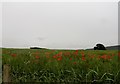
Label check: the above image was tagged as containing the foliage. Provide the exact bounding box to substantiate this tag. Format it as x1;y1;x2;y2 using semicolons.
2;48;120;83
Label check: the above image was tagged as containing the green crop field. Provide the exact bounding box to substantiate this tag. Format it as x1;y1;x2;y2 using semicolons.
1;48;120;83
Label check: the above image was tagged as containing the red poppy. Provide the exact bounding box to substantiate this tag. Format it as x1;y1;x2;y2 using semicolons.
73;62;77;65
97;56;101;60
64;52;70;56
11;54;17;57
35;56;40;59
70;58;72;60
53;55;57;59
118;52;120;59
58;52;62;56
81;51;85;56
111;53;115;58
101;55;107;60
75;50;79;53
107;55;111;60
73;52;78;56
90;55;95;59
57;57;62;61
118;52;120;56
82;57;86;61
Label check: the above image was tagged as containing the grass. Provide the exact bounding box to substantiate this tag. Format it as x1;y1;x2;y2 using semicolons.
1;48;120;83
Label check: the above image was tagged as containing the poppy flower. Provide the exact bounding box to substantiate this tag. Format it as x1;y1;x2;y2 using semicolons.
81;51;85;56
45;52;50;55
90;55;95;59
73;62;77;65
70;58;72;60
58;52;62;56
64;52;70;56
107;55;111;60
35;56;40;59
82;57;86;61
57;57;62;61
53;55;57;59
118;52;120;59
73;52;78;56
11;54;17;57
97;56;101;60
101;55;107;60
75;50;79;53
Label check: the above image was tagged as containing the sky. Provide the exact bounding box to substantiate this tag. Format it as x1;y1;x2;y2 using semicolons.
0;2;2;48
1;0;119;2
1;1;118;49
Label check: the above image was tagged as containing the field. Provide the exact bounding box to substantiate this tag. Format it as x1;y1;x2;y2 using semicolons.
2;48;120;83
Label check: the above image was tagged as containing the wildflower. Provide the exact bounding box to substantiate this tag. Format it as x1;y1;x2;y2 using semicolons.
118;52;120;56
97;56;101;60
35;56;40;59
82;57;86;61
75;50;79;53
53;55;57;59
73;62;77;65
81;51;85;56
118;52;120;59
64;52;70;56
73;52;78;56
107;55;111;60
101;55;107;60
111;53;115;57
58;52;62;56
90;55;95;59
70;58;72;60
11;54;17;57
45;52;50;55
57;57;62;61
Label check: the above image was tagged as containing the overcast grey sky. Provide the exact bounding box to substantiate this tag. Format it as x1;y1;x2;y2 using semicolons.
2;2;118;49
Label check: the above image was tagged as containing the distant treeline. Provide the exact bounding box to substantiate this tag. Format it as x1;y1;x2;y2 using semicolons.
30;47;47;49
86;45;120;50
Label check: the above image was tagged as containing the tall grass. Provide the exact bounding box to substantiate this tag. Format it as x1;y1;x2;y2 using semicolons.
2;48;120;83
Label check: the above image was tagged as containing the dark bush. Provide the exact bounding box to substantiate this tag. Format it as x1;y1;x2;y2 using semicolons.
94;44;106;50
30;47;42;49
